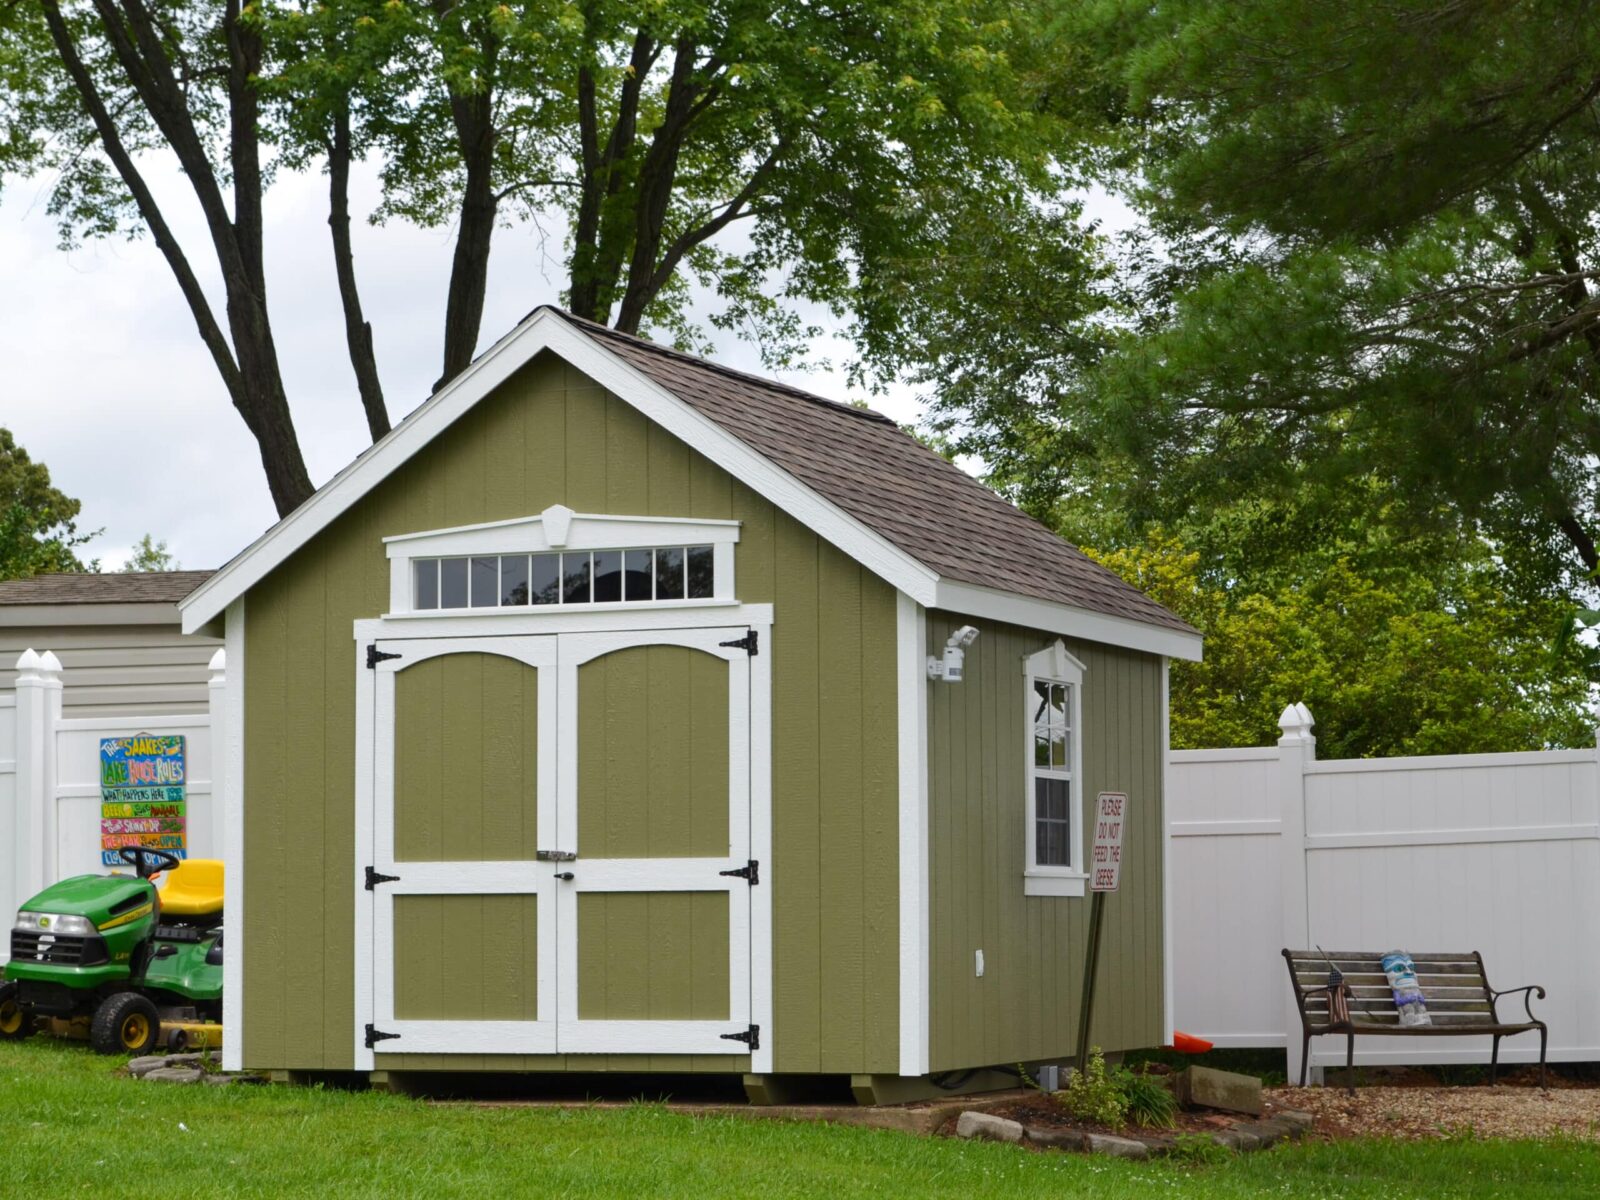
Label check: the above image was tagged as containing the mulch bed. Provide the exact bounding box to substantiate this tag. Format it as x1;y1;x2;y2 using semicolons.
1270;1076;1600;1141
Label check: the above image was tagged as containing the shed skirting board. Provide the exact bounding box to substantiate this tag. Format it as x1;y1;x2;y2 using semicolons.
896;593;929;1076
221;599;245;1073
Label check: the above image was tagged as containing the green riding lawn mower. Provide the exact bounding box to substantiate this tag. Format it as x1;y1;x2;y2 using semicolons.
0;848;224;1055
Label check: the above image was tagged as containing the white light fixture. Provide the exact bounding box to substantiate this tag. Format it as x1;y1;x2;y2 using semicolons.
928;625;980;682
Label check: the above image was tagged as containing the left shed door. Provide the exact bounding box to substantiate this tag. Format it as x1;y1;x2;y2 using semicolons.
370;636;558;1054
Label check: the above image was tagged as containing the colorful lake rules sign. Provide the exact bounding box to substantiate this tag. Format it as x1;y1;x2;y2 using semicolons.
100;734;186;867
1090;791;1127;892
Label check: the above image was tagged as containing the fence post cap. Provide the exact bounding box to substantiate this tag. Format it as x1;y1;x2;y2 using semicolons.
14;648;39;675
1278;703;1315;740
37;650;62;675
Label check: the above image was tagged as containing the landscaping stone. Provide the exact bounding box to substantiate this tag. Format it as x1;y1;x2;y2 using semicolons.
1024;1127;1085;1151
1174;1065;1264;1116
955;1111;1025;1143
1082;1132;1150;1159
1209;1129;1254;1151
1276;1109;1314;1131
143;1067;204;1084
127;1056;169;1078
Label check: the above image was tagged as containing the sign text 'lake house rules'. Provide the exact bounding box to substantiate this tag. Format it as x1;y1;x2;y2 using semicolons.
100;734;186;866
1091;791;1127;892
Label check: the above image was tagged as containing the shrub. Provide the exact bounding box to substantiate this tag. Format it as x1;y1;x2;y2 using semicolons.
1057;1048;1129;1129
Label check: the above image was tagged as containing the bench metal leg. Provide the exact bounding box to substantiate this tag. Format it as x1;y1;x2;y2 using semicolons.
1300;1031;1311;1087
1490;1034;1501;1085
1345;1032;1355;1096
1539;1027;1548;1089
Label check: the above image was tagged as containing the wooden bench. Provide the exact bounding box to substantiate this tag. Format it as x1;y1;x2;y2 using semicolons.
1283;950;1547;1090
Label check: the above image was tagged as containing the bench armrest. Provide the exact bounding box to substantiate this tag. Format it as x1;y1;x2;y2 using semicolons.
1299;983;1353;1030
1489;984;1546;1024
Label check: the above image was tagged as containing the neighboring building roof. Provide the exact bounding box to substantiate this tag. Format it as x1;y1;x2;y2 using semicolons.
0;571;215;607
562;314;1195;638
181;308;1199;659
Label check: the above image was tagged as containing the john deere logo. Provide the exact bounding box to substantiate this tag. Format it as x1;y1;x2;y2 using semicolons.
37;917;49;929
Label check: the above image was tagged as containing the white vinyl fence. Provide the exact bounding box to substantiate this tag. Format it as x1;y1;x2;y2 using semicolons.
1171;705;1600;1081
0;648;227;964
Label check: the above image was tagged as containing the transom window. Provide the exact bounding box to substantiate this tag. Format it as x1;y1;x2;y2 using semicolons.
413;546;716;611
1024;641;1086;897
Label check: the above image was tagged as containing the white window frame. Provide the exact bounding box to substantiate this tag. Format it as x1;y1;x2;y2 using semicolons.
383;504;740;616
1024;640;1087;897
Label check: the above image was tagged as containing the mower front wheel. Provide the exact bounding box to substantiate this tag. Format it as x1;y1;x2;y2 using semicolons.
0;981;34;1041
90;992;160;1056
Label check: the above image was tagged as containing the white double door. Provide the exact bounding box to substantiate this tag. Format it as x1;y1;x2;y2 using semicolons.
366;626;753;1055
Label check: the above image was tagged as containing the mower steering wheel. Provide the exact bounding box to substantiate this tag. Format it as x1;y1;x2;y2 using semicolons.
117;847;181;879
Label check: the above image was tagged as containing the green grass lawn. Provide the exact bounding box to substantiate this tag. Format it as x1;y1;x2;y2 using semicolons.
3;1040;1597;1199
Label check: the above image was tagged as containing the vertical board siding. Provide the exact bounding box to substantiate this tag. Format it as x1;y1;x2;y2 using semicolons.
394;894;540;1020
926;614;1165;1070
244;353;898;1072
577;892;731;1020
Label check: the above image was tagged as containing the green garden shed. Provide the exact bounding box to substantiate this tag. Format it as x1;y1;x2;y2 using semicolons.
179;307;1201;1102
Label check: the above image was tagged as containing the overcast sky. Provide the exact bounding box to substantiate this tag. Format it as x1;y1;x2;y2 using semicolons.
1;158;923;572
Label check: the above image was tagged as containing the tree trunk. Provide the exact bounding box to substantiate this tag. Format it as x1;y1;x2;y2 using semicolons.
328;105;389;440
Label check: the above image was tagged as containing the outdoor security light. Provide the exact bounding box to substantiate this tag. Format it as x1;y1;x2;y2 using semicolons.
927;625;981;682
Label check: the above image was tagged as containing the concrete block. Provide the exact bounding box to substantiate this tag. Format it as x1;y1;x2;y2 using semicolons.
955;1111;1024;1143
1083;1133;1149;1159
1174;1065;1263;1116
142;1067;203;1084
1025;1127;1086;1151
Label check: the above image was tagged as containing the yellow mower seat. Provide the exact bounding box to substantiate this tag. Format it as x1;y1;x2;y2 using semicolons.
158;858;224;917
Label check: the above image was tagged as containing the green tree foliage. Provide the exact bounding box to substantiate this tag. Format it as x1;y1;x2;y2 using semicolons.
4;0;1078;515
0;429;94;581
1087;492;1595;758
1070;0;1600;589
120;534;178;572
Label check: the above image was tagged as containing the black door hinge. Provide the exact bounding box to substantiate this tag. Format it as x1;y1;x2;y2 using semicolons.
719;859;759;886
367;644;402;669
719;630;758;656
365;1024;400;1049
365;866;400;890
720;1024;760;1051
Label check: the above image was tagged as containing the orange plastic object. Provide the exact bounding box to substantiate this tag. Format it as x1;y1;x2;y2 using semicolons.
1169;1031;1214;1054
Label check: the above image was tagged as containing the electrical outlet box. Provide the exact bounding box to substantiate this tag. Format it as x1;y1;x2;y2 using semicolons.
975;949;984;977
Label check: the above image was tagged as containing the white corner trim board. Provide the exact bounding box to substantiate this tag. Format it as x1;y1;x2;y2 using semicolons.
896;593;930;1076
180;308;939;634
221;599;245;1074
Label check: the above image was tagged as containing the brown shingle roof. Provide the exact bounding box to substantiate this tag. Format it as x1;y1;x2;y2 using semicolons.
555;312;1195;637
0;571;215;606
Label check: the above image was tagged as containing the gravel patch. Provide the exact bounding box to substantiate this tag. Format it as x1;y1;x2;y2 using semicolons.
1271;1085;1600;1141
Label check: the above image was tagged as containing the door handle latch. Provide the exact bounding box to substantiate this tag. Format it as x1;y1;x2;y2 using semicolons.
554;871;575;882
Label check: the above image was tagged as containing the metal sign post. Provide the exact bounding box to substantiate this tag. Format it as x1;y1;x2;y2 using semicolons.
1074;792;1128;1073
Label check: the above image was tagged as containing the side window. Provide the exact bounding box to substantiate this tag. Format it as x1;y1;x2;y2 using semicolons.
1024;642;1085;896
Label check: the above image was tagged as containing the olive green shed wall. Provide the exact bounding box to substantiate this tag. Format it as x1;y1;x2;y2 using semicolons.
925;613;1165;1071
240;354;899;1073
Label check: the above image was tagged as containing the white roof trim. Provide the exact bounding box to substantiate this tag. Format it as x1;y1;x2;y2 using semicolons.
180;309;939;633
934;580;1203;661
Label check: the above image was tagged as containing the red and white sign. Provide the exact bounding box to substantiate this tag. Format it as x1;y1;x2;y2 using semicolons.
1091;792;1127;892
